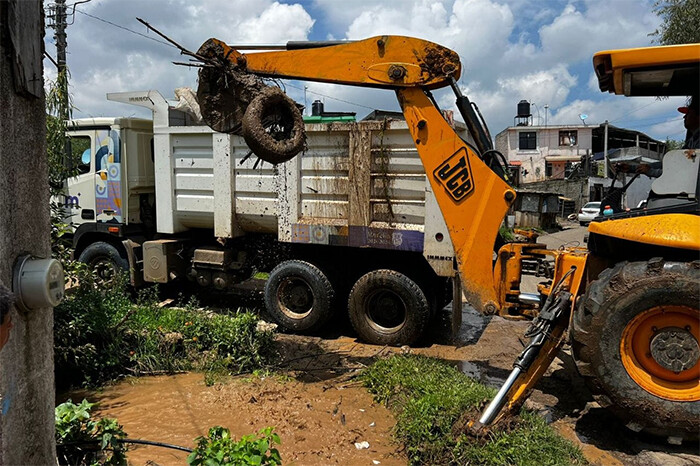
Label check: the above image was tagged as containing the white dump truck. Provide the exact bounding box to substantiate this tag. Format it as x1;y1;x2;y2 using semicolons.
62;90;468;345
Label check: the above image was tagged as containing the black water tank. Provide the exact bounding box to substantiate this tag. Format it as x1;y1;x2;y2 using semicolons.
517;100;531;118
312;100;324;116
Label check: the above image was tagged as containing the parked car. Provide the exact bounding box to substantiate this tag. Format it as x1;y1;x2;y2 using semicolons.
578;202;601;225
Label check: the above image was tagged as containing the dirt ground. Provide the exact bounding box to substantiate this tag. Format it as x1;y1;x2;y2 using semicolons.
74;224;700;466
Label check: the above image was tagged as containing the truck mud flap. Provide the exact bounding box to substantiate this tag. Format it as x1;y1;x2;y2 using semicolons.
122;239;143;287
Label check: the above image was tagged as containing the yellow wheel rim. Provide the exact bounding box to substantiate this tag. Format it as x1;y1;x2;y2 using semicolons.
620;305;700;401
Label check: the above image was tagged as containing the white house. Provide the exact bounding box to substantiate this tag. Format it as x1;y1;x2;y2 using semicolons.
495;122;664;186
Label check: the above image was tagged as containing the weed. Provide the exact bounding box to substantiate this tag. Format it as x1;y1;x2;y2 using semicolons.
55;399;128;466
361;355;585;465
188;426;281;466
55;272;277;389
498;226;516;243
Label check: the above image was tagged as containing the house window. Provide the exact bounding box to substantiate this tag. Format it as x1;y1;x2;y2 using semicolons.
559;130;577;146
545;161;553;177
518;131;537;150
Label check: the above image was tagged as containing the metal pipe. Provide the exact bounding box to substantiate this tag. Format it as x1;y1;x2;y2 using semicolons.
478;367;522;425
518;293;541;306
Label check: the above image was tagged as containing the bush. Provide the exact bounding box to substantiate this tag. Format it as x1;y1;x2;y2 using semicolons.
54;272;277;388
188;426;281;466
361;355;585;465
55;399;128;466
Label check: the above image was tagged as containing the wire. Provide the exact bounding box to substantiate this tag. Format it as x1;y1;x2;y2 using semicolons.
284;82;375;110
609;100;658;123
69;10;376;112
74;10;178;50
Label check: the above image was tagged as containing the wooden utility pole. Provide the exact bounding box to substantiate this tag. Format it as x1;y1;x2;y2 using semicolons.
0;0;56;463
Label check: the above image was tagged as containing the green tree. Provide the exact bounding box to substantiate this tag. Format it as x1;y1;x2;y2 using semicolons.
664;138;684;151
650;0;700;45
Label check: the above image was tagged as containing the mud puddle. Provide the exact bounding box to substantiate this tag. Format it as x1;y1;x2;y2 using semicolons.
70;372;403;466
66;282;699;466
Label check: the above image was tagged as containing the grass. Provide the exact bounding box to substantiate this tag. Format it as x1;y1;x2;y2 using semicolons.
361;355;586;466
54;271;277;389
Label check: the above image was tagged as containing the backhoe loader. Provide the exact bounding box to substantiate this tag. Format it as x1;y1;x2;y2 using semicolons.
190;36;699;441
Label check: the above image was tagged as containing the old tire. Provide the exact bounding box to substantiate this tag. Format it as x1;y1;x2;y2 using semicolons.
78;241;128;286
348;270;430;346
242;87;305;164
264;260;334;333
572;259;700;440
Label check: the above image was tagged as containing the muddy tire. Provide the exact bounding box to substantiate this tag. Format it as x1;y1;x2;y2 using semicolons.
242;87;305;164
78;241;128;286
348;270;429;346
571;259;700;440
264;260;334;333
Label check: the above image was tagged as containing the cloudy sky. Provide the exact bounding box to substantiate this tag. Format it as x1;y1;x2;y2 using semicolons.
45;0;688;142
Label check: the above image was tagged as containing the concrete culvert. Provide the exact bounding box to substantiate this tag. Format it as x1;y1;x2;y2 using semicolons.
242;86;306;164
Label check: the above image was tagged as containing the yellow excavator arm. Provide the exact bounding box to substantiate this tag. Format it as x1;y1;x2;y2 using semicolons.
199;35;516;315
192;34;586;430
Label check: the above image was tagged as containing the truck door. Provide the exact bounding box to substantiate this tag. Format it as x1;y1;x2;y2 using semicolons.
64;130;96;226
93;129;124;223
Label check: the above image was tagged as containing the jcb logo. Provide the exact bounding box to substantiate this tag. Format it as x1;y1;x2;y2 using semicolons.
433;148;474;202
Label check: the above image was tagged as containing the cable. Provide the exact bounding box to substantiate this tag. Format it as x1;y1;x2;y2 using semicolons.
57;438;193;453
283;82;375;111
74;10;178;50
609;100;658;123
70;10;376;113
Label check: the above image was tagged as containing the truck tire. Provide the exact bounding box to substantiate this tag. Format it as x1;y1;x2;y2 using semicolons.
571;259;700;440
264;260;334;333
78;241;129;286
348;270;429;346
242;87;305;164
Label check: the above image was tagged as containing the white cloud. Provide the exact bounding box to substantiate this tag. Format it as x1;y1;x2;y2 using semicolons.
48;0;314;118
238;2;314;43
52;0;673;140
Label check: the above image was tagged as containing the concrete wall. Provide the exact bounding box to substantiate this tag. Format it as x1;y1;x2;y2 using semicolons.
521;179;589;212
0;2;56;464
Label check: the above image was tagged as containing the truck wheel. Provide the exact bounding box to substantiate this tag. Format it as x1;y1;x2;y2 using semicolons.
348;270;429;346
264;260;334;333
242;87;305;164
78;241;128;286
572;259;700;440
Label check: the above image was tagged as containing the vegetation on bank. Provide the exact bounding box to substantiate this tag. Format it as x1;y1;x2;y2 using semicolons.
56;400;282;466
361;355;586;466
55;399;128;466
54;270;277;389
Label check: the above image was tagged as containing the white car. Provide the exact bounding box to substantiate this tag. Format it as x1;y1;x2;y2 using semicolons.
578;202;601;225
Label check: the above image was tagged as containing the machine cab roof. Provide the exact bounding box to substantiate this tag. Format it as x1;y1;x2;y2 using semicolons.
593;43;700;96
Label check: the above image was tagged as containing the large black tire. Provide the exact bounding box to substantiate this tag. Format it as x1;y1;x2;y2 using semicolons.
264;260;334;333
348;270;430;346
242;87;305;164
572;259;700;440
78;241;128;286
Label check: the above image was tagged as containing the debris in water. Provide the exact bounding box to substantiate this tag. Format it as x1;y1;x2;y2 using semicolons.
354;441;370;450
369;422;375;427
373;461;381;465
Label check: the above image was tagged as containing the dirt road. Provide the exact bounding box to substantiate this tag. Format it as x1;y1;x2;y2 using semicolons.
80;224;699;465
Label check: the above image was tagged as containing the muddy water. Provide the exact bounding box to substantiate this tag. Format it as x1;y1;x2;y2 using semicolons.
76;372;403;466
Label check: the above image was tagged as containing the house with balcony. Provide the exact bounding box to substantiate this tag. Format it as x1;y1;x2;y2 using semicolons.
494;102;665;212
